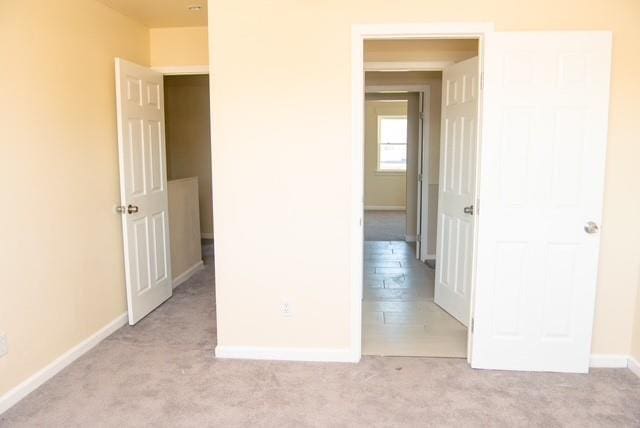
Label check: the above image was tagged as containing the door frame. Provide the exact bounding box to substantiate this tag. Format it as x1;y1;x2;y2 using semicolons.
351;22;493;362
364;84;431;255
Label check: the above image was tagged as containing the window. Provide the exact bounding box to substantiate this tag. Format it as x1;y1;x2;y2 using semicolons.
377;115;408;172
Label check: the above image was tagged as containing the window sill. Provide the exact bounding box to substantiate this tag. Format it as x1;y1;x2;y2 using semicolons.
375;170;406;176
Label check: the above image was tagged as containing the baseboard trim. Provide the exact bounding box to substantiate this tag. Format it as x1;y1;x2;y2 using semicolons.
215;345;360;363
628;356;640;378
589;354;629;368
172;260;204;289
0;312;128;415
405;235;416;242
364;205;406;211
423;253;436;260
201;232;214;239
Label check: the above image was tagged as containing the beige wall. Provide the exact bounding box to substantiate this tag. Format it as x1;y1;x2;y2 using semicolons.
168;178;203;277
150;26;209;67
209;0;640;356
0;0;149;396
365;39;478;63
632;279;640;361
164;75;214;236
364;100;407;209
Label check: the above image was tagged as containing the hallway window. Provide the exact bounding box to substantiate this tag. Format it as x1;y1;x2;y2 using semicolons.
377;115;408;171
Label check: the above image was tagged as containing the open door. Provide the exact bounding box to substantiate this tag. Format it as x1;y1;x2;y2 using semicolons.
115;58;172;325
434;56;480;327
472;32;612;373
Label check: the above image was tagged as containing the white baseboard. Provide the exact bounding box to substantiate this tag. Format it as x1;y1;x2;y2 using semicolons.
0;312;127;415
629;356;640;378
215;345;360;363
405;235;416;242
589;354;629;368
423;253;436;260
201;232;214;240
364;205;406;211
172;260;204;289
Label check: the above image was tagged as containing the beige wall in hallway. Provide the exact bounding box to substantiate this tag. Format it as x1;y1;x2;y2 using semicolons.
164;75;214;237
149;26;209;67
209;0;640;357
0;0;149;397
364;100;407;209
365;39;478;63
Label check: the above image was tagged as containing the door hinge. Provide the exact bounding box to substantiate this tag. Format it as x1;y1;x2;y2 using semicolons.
471;318;475;333
419;111;425;121
418;173;423;182
480;72;484;91
476;198;480;215
416;234;421;242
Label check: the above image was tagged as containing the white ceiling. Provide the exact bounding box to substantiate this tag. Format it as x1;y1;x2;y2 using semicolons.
97;0;208;28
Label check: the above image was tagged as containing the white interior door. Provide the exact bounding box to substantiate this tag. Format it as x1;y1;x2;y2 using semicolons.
115;58;172;325
472;32;612;373
434;56;479;327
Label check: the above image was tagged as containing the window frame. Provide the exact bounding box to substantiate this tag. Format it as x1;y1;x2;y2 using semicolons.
376;114;408;174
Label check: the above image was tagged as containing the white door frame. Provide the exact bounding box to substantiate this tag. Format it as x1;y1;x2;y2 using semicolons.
351;22;494;362
151;65;210;75
364;84;430;252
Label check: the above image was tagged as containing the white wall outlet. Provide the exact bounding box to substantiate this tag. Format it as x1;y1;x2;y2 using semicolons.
0;334;8;358
281;301;293;317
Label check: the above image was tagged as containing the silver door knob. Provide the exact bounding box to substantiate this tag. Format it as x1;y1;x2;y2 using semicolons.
584;221;599;234
127;204;139;214
463;205;474;215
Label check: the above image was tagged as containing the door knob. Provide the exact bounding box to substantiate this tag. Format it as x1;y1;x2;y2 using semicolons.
463;205;474;215
584;221;599;234
127;204;139;214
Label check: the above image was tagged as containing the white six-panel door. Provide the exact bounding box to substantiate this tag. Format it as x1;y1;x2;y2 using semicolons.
472;32;612;373
115;58;172;325
434;56;479;327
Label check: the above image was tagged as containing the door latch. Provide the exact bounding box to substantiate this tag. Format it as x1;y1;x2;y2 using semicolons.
115;205;139;214
463;205;474;215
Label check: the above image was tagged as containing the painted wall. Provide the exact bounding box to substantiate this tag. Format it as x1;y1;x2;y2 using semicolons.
632;279;640;362
168;178;203;279
364;100;407;210
365;39;478;63
150;26;209;67
209;0;640;357
0;0;149;397
164;75;214;237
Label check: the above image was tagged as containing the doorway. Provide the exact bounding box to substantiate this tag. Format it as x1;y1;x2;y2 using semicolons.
361;39;480;358
114;60;213;325
353;25;612;373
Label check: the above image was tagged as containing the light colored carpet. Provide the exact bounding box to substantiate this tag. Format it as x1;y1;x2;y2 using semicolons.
364;210;406;241
2;243;640;427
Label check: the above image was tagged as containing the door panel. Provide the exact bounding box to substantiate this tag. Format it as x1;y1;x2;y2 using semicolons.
472;32;612;373
115;58;172;325
434;56;479;327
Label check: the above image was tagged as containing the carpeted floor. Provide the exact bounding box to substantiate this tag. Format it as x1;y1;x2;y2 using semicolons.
364;210;406;241
2;243;640;427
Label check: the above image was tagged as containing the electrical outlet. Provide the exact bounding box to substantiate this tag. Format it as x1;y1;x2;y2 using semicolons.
281;301;293;317
0;334;7;358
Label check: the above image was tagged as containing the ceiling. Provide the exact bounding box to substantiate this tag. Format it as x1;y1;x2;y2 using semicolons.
97;0;208;28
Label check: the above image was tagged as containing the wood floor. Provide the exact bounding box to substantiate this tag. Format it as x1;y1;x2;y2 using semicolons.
362;240;467;358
